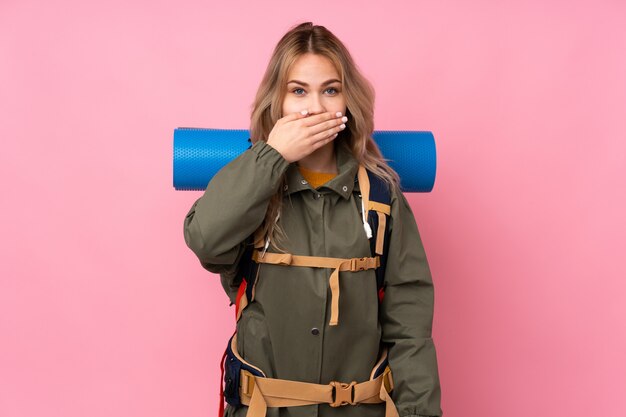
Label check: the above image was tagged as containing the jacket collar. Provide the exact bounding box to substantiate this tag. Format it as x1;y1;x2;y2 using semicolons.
284;141;359;200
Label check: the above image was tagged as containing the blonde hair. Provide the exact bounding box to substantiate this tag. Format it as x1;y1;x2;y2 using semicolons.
248;21;401;253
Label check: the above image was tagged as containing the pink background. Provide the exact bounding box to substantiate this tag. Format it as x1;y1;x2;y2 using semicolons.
1;1;625;416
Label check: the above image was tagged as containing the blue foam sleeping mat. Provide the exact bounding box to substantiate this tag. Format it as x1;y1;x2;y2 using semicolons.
173;128;436;192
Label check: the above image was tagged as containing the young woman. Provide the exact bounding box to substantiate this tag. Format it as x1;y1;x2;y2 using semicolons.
184;22;442;417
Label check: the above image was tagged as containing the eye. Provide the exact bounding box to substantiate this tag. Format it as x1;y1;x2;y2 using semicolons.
291;87;341;96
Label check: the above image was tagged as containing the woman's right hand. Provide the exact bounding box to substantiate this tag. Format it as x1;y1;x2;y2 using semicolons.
266;110;348;163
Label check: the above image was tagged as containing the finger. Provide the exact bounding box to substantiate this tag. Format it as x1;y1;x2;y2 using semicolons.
312;132;339;150
301;110;341;127
308;116;346;137
311;124;342;144
279;109;309;124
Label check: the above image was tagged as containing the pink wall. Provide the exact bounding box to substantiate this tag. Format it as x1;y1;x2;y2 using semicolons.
1;1;624;416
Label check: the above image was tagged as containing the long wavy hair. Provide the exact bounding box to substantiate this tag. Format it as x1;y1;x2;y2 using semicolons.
248;22;401;253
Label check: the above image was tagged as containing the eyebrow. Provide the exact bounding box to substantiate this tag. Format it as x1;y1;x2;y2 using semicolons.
287;79;342;87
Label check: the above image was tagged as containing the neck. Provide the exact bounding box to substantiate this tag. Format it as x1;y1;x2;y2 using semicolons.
297;141;337;173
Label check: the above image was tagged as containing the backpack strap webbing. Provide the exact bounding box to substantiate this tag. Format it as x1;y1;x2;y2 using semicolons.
251;250;380;326
357;165;392;302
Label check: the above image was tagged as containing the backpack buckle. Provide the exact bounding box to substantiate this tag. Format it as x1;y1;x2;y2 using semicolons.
350;257;369;271
329;380;357;407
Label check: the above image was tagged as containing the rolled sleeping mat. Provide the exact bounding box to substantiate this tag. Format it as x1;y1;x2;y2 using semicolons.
173;128;436;192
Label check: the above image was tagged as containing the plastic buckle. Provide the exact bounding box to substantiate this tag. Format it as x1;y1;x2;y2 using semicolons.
350;257;368;271
329;380;357;407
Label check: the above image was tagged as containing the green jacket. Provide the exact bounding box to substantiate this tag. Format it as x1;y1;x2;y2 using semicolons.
183;139;443;417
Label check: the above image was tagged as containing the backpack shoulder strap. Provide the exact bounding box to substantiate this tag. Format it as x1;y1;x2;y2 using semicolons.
357;165;392;303
232;229;263;321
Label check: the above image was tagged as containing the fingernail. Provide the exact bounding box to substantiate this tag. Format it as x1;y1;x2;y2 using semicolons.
341;116;348;123
336;112;342;117
301;109;308;115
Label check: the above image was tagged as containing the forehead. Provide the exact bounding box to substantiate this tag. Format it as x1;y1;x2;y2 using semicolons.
288;53;340;81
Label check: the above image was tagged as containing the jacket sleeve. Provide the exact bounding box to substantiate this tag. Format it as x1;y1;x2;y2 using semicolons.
380;187;443;417
183;140;291;300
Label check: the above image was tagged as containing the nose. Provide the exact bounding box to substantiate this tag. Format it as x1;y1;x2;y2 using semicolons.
306;93;325;115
